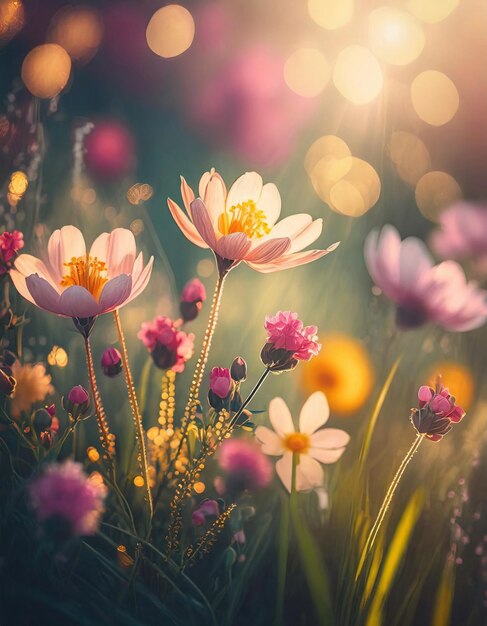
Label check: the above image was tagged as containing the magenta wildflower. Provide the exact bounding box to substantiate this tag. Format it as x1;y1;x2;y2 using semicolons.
210;367;232;399
138;316;194;373
29;460;107;536
64;385;90;420
410;378;466;442
180;278;206;322
191;499;220;526
0;230;24;273
365;225;487;331
261;311;320;372
101;347;123;377
218;438;273;493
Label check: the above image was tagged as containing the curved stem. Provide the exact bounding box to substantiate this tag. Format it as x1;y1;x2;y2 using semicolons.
113;309;153;524
356;433;423;580
84;337;115;475
228;367;271;431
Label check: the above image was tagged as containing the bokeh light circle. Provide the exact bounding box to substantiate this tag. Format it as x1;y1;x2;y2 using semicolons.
389;131;431;186
0;0;24;41
308;0;354;30
333;45;383;105
146;5;195;58
426;361;474;411
284;48;330;98
48;6;103;63
408;0;459;24
411;71;459;126
84;121;136;181
368;6;425;66
305;135;351;176
328;158;381;216
303;333;375;415
21;43;71;99
415;171;461;222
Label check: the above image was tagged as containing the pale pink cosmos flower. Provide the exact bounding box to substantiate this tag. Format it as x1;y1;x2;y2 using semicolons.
365;225;487;331
10;226;153;326
138;316;194;373
255;392;350;492
29;460;107;536
431;202;487;272
168;169;338;276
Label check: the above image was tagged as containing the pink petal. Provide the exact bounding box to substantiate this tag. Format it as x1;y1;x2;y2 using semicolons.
25;274;63;315
99;274;133;312
48;226;86;283
167;198;208;249
90;228;136;278
180;176;195;216
191;199;217;249
267;214;312;240
124;256;154;305
14;254;59;289
58;286;100;318
418;386;434;406
10;269;36;305
248;245;338;273
275;452;292;492
215;233;252;260
448;405;465;423
245;238;291;263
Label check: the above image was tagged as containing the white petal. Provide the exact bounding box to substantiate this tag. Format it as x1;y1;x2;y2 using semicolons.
226;172;263;209
258;183;281;226
309;447;347;464
48;226;86;282
275;452;293;492
289;219;323;253
89;228;136;278
255;426;284;456
298;454;324;490
299;391;330;434
310;428;350;449
124;256;154;305
269;397;295;437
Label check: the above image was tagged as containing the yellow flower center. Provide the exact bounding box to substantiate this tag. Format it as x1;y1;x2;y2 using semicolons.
283;432;310;454
218;199;271;239
60;255;108;301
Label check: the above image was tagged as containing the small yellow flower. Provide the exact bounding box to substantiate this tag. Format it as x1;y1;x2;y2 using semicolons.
10;360;54;417
302;333;374;416
426;361;474;411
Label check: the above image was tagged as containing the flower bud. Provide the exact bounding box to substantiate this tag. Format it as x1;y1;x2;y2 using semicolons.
230;356;247;382
100;347;123;377
210;367;232;398
46;404;56;417
260;343;298;373
64;385;90;421
180;278;206;322
151;343;179;370
33;408;53;434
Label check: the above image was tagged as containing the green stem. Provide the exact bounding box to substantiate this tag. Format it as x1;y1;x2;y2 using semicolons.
228;367;271;431
275;493;290;626
356;434;424;581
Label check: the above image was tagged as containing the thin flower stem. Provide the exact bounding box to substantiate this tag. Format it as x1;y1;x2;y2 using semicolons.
84;337;114;474
228;367;271;431
356;433;424;581
113;309;153;525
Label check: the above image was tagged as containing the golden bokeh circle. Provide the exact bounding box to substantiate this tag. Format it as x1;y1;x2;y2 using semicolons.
284;48;330;98
48;6;103;63
333;45;383;105
368;6;425;66
411;71;459;126
389;131;431;186
21;43;71;99
308;0;354;30
408;0;459;24
415;171;461;222
146;5;195;59
426;362;474;411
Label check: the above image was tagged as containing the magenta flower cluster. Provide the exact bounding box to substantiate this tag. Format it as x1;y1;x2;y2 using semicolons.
0;230;24;274
264;311;320;361
138;316;194;373
29;460;106;536
411;382;465;442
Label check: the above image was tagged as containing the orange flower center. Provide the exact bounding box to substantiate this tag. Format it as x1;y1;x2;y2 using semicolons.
60;255;108;301
218;199;270;239
283;432;310;453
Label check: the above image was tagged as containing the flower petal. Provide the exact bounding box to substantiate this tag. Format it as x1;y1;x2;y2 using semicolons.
418;386;434;406
25;274;63;315
255;426;284;456
180;176;195;216
258;183;281;227
269;396;295;437
48;226;86;283
275;452;293;492
200;170;226;225
289;219;323;253
309;446;347;464
248;244;339;273
226;172;263;209
191;199;217;249
215;233;252;261
124;255;154;304
297;455;324;490
99;274;133;313
90;228;136;278
246;238;291;263
58;286;100;318
167;198;208;249
299;391;330;434
310;428;350;449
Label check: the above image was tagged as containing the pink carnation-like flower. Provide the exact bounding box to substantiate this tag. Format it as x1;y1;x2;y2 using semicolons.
29;460;107;536
138;316;194;373
365;225;487;331
218;438;273;492
209;367;232;398
431;202;487;273
0;230;24;270
264;311;320;360
410;378;465;442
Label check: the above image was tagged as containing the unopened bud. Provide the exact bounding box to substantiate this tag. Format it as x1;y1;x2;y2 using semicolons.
101;347;123;377
230;356;247;382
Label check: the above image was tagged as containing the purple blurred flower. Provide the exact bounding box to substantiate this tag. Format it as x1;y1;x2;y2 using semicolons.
218;438;273;492
365;225;487;331
29;460;106;536
192;499;219;526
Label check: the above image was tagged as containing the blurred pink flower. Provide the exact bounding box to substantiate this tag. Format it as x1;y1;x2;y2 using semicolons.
181;278;206;304
10;226;153;325
411;378;465;442
431;202;487;268
29;460;107;536
168;169;338;276
365;225;487;331
138;316;194;373
0;230;24;272
84;121;136;181
255;392;350;492
187;46;316;168
192;499;219;526
209;367;232;399
218;438;273;491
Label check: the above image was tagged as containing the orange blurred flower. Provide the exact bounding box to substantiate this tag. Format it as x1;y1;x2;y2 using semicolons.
426;361;474;411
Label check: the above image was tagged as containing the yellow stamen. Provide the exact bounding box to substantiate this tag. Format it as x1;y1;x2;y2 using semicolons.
60;255;108;301
283;432;310;453
218;199;270;239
